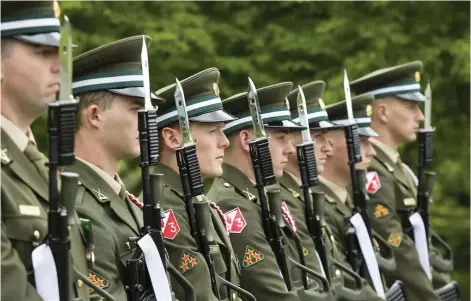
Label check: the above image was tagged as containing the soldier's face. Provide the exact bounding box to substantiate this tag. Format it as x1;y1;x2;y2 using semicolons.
191;121;229;179
287;131;302;170
355;136;376;169
311;129;332;175
325;129;349;175
1;40;59;118
386;98;424;143
267;128;295;178
100;95;144;159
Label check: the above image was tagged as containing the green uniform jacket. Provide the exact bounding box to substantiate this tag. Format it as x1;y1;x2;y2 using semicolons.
64;160;143;300
154;164;241;301
1;129;90;301
317;178;384;301
208;163;302;301
367;143;440;301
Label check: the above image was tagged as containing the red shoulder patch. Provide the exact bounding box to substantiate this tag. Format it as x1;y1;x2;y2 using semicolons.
224;207;247;234
366;171;381;194
162;209;180;240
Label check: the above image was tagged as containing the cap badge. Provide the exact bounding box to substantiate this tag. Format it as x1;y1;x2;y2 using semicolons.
366;104;372;117
415;71;421;83
213;83;220;97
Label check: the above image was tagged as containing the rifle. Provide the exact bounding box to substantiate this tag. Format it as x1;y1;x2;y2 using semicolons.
125;38;195;301
174;78;257;301
342;70;387;299
414;82;460;301
246;77;293;291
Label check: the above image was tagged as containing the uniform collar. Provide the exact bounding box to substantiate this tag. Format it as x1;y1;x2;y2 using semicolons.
370;137;399;164
76;158;121;194
284;170;302;186
221;163;258;202
319;176;347;205
1;115;36;152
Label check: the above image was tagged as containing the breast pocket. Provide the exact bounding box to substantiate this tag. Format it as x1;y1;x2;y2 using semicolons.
3;215;47;268
395;183;416;232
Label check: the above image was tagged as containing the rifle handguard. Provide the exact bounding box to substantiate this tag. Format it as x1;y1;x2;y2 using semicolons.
312;191;327;228
48;100;77;166
385;280;406;301
266;186;287;229
177;144;204;196
436;281;460;301
418;129;434;169
149;173;164;231
425;171;436;202
344;124;362;164
250;138;276;186
59;172;79;226
297;143;319;187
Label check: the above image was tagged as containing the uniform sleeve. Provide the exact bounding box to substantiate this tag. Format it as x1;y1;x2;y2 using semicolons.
216;197;301;301
1;221;43;301
367;175;440;301
324;203;347;257
162;192;219;301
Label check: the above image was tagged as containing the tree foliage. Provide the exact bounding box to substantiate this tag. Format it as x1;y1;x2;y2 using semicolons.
32;1;469;297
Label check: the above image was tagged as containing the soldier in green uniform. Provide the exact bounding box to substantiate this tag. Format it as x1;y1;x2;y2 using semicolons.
282;82;383;300
153;68;244;301
63;36;153;299
208;81;323;301
349;61;441;301
0;2;94;300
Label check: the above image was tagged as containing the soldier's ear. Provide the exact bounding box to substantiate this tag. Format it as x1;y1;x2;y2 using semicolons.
239;129;252;154
161;126;182;150
86;104;102;128
373;100;389;124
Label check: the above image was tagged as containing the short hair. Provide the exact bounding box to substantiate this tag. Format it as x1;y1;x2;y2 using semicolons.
75;90;115;131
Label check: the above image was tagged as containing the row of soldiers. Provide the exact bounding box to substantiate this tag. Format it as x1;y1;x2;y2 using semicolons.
1;2;460;301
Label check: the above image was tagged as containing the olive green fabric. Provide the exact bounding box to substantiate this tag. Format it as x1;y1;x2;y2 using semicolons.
152;164;241;301
64;159;143;300
208;163;302;301
366;142;440;301
282;172;382;301
1;129;90;301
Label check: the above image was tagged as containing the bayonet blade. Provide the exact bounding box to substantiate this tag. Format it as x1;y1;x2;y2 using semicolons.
58;16;72;101
296;86;312;143
424;81;432;129
174;78;193;145
140;36;152;110
247;77;265;138
343;69;354;124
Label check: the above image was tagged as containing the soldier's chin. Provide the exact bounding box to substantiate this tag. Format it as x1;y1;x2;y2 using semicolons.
406;132;418;142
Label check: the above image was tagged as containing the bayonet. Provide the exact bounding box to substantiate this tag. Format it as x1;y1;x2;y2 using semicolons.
343;69;355;124
175;79;194;145
248;77;266;139
424;81;432;129
140;37;152;110
58;16;73;102
296;86;312;143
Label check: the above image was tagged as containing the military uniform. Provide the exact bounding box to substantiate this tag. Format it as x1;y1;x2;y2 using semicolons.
350;61;441;301
153;68;243;301
1;3;90;300
68;36;156;299
210;81;329;301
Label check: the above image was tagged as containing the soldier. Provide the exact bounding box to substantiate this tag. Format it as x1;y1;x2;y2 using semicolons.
349;61;441;301
208;81;322;301
153;68;244;301
1;1;91;300
282;82;384;300
63;36;153;299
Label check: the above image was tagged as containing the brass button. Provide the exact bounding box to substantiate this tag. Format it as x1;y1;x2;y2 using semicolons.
77;279;83;288
335;269;341;277
232;292;237;301
224;182;230;188
33;230;40;240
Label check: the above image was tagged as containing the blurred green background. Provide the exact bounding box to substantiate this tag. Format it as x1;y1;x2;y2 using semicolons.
31;1;469;298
